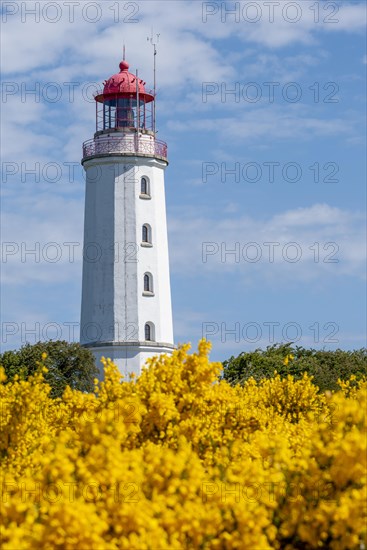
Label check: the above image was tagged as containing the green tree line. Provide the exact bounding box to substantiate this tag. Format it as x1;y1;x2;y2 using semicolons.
222;344;367;391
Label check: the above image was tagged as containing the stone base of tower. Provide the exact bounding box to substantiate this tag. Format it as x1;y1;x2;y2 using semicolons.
83;342;176;381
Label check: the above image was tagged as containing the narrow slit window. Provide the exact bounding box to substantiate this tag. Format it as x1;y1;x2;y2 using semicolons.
142;224;151;243
144;322;155;341
144;273;150;292
141;177;148;195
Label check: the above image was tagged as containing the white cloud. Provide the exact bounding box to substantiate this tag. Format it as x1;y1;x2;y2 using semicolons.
168;203;366;282
1;192;84;285
168;105;357;142
2;1;366;79
270;204;353;227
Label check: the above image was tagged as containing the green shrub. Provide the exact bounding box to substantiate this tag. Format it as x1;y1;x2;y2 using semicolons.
0;340;98;397
222;344;367;391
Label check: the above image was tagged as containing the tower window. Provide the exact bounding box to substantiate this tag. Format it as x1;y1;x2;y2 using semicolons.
144;322;155;341
143;272;153;293
141;177;150;196
144;273;150;291
142;224;151;244
140;177;151;199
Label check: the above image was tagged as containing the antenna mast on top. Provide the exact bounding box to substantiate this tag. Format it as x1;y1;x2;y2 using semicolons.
123;44;126;60
147;29;160;134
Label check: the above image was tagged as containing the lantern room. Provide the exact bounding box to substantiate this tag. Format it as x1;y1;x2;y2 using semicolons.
94;60;155;133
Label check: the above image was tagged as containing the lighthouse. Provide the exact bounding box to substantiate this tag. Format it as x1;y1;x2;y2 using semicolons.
80;56;174;378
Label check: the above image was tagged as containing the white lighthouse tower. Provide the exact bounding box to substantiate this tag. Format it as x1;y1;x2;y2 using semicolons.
80;56;174;378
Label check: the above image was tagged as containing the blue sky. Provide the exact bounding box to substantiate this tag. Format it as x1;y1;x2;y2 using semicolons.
1;0;366;361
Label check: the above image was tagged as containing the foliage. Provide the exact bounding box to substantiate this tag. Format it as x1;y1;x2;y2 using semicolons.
222;344;367;391
0;341;366;549
0;340;98;398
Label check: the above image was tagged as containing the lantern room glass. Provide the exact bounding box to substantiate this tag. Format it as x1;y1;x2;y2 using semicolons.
98;97;152;132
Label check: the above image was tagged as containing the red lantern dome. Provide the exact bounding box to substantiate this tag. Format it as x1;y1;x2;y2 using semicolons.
95;59;154;104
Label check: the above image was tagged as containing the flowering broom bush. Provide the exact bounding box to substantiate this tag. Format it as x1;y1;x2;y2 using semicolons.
1;341;366;549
